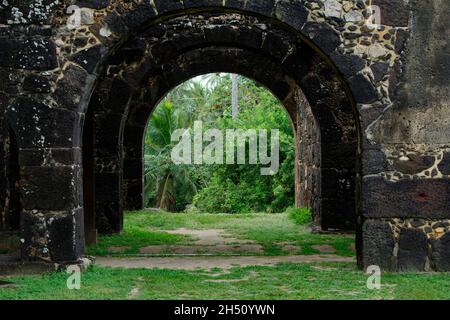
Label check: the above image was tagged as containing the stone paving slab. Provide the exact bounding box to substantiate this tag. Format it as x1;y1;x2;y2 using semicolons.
311;244;336;253
138;244;264;255
96;255;355;270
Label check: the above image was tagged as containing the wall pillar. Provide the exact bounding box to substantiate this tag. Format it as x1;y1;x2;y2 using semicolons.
359;0;450;271
123;124;146;210
295;90;321;226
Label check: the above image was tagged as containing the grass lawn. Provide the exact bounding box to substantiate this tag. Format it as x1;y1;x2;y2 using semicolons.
1;211;449;300
1;263;449;300
87;211;355;256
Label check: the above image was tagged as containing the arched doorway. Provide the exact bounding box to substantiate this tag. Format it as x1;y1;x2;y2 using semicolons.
1;0;446;273
138;72;300;215
14;1;385;267
83;11;360;249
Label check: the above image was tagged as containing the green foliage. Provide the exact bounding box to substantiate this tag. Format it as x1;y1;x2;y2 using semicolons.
192;175;272;213
143;100;203;211
287;207;312;225
144;74;295;213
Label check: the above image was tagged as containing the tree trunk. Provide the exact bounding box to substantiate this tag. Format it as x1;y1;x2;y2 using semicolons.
231;74;239;118
156;172;177;212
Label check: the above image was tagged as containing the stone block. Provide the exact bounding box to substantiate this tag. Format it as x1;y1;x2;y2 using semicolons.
153;0;184;13
54;64;95;112
431;232;450;271
438;152;450;175
348;74;379;104
7;97;81;148
225;0;245;10
393;154;435;175
330;52;366;79
363;177;450;219
70;45;107;74
19;148;81;167
372;0;409;27
23;74;51;93
21;166;82;211
119;1;157;31
398;228;428;271
362;142;391;175
0;38;57;70
47;209;84;262
276;0;309;31
362;220;396;270
0;0;59;25
244;0;276;16
302;22;340;54
370;62;389;83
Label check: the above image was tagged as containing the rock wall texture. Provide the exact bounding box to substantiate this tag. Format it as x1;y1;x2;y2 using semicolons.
0;0;448;271
361;0;450;271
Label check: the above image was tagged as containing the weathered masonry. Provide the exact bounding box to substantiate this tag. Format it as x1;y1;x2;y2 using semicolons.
0;0;449;271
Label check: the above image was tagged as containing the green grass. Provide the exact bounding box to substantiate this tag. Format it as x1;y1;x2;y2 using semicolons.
1;263;449;300
2;212;449;300
86;228;190;256
87;211;355;256
287;207;312;225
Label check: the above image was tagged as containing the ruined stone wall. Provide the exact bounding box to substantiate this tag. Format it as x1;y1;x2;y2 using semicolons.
0;1;84;261
0;2;60;234
362;0;450;271
0;0;447;271
91;10;359;233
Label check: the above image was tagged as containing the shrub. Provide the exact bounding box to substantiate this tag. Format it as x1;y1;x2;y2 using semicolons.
192;175;271;213
287;207;312;225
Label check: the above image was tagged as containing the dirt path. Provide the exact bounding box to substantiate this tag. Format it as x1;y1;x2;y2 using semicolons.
96;255;355;270
107;228;306;255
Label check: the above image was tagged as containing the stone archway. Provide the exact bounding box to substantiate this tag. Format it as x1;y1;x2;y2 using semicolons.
85;11;360;238
1;0;448;272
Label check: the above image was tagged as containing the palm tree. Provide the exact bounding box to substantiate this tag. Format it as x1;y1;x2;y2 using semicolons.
144;74;236;211
144;96;201;211
231;73;239;118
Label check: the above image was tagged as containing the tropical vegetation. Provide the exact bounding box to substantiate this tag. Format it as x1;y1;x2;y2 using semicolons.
144;74;296;213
